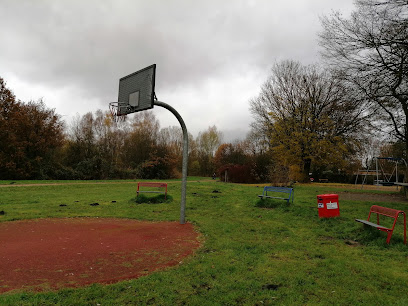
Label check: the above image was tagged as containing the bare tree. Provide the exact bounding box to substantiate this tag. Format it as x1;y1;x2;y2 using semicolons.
250;60;370;181
158;126;184;157
319;0;408;155
196;126;223;176
197;126;223;157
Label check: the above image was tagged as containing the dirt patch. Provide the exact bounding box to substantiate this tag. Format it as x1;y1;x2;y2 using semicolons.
345;240;361;247
0;218;200;293
339;192;408;204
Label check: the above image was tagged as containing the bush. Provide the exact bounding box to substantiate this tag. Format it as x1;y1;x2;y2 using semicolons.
131;194;173;204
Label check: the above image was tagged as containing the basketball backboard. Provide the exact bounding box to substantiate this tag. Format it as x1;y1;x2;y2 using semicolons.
116;64;156;115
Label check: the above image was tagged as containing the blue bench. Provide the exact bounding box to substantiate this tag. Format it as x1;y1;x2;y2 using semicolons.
258;186;294;204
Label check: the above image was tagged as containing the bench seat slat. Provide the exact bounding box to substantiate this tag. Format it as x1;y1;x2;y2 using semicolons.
258;195;289;200
137;191;165;193
355;219;389;230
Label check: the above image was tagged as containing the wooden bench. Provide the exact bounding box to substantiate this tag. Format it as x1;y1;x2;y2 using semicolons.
258;186;294;204
137;182;168;200
355;205;406;244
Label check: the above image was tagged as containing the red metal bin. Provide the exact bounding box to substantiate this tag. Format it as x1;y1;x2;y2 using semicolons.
317;194;340;218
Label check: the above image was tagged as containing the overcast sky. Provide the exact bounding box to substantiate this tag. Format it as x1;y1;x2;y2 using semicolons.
0;0;355;141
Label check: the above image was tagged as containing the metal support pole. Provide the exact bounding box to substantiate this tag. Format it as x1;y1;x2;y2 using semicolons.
376;157;379;185
396;160;399;191
154;101;188;224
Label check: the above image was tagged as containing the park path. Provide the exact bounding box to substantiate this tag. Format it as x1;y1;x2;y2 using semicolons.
0;179;214;188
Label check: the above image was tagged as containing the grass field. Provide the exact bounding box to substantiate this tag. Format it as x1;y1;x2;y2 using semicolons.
0;179;408;305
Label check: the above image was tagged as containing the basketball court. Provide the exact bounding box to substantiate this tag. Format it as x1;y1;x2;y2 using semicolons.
0;64;194;294
0;218;200;293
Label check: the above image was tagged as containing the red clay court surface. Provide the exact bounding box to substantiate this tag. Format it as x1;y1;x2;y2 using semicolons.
0;218;200;293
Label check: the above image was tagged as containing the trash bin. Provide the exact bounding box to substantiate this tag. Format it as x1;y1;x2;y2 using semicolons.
317;194;340;218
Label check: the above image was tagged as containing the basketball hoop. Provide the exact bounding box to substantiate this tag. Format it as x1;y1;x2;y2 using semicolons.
109;102;129;122
108;64;188;224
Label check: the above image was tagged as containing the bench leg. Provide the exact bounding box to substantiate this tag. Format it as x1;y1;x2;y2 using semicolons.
386;230;393;244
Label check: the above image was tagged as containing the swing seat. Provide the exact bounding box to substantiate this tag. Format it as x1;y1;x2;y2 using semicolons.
380;182;395;186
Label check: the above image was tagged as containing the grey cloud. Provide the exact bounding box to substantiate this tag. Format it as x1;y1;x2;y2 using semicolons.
0;0;355;137
1;1;303;94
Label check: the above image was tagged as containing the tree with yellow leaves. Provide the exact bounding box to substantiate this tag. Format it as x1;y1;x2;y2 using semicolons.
250;60;371;182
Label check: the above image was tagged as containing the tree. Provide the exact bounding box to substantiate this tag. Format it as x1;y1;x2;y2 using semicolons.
121;112;178;179
64;112;101;179
319;1;408;159
250;60;368;182
158;126;184;158
62;109;187;179
0;77;65;179
214;142;248;170
122;111;160;169
0;77;19;178
158;126;195;177
196;126;223;175
197;126;223;157
212;139;274;183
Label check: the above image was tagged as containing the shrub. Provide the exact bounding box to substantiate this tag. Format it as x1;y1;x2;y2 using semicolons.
131;194;173;204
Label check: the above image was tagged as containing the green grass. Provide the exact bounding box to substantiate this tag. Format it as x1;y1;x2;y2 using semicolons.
1;180;408;304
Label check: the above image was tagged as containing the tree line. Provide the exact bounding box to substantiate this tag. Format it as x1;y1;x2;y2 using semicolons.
1;0;406;183
0;78;219;180
1;77;265;181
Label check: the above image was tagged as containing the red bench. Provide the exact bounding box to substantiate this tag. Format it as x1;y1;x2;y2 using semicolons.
355;205;406;244
137;182;168;200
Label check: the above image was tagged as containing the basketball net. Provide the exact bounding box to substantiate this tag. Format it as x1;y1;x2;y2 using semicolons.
109;102;128;122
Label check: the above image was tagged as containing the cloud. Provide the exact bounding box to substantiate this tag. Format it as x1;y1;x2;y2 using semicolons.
0;0;355;141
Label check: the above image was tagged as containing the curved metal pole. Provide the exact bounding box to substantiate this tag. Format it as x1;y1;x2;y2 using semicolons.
154;101;188;224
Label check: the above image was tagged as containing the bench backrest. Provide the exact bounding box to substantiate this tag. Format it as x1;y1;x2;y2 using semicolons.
264;186;292;193
138;182;167;188
370;205;402;219
368;205;405;232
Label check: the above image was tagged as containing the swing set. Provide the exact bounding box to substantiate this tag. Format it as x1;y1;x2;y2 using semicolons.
355;157;406;188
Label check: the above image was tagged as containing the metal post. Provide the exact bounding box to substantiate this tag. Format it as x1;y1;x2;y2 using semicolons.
376;157;379;185
154;101;188;224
